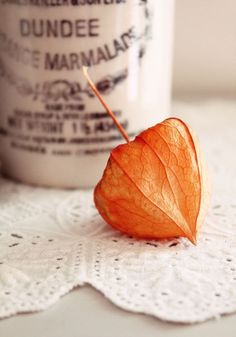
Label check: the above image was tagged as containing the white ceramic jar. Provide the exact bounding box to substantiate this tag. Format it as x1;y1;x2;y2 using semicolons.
0;0;175;188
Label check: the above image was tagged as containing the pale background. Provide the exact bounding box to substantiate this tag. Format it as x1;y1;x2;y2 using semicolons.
173;0;236;97
0;2;236;337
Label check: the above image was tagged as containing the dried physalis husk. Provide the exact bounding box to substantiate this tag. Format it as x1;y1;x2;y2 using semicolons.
83;68;210;244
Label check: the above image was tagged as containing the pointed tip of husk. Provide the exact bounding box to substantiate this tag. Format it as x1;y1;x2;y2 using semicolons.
187;233;197;245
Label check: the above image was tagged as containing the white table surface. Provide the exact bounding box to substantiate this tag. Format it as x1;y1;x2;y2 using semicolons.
1;100;236;336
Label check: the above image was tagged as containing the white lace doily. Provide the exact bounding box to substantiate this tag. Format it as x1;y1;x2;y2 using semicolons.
0;100;236;323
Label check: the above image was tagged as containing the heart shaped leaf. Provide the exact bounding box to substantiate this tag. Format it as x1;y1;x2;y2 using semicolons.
95;118;210;244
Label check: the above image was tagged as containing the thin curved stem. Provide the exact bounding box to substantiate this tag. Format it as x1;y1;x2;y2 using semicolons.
83;67;130;143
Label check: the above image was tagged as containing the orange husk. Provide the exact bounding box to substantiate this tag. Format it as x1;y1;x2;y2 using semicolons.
83;68;210;244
